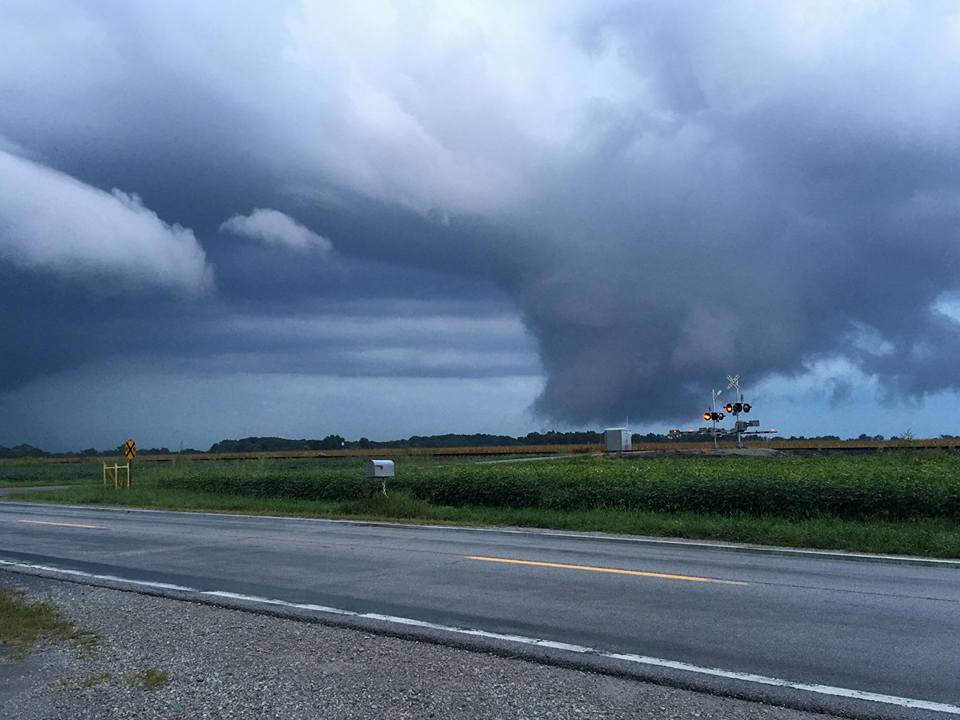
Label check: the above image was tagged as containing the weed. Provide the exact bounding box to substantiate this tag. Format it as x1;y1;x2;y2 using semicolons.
125;668;170;690
47;671;111;691
0;588;95;660
344;491;433;518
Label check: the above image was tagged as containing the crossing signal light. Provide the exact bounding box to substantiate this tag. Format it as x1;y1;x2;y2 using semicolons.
734;402;743;413
724;403;734;414
743;403;751;413
703;411;711;421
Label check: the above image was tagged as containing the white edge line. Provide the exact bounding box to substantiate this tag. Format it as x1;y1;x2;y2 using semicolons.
4;501;959;567
1;559;958;715
0;560;194;592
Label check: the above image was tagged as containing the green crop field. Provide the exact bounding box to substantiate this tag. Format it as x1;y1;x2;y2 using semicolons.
5;452;960;557
0;461;94;488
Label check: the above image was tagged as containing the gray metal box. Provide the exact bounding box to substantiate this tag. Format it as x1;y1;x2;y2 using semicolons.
604;429;632;452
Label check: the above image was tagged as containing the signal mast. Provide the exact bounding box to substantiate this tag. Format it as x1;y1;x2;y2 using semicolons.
669;373;775;448
702;388;725;450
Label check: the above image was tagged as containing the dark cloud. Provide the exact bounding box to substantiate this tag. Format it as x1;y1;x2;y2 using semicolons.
2;1;960;448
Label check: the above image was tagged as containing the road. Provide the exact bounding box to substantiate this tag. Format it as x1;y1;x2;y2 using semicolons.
1;502;958;719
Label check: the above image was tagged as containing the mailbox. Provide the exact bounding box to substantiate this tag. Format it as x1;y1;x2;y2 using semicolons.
366;459;395;478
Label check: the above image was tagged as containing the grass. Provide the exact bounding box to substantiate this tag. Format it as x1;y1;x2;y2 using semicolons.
48;669;170;692
125;668;170;690
134;452;960;521
8;484;960;558
0;460;94;488
0;587;98;660
48;671;112;691
5;452;960;557
0;455;445;488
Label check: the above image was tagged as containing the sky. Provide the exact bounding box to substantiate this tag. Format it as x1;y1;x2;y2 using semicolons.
2;1;960;451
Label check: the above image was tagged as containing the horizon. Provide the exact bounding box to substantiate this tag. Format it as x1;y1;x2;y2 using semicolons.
3;426;954;457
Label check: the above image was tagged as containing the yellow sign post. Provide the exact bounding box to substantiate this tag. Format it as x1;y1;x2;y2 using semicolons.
102;462;130;489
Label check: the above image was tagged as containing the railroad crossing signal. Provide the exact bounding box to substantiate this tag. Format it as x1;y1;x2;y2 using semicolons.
122;439;137;461
671;374;774;447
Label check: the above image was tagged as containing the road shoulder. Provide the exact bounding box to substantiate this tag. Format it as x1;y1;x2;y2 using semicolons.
1;571;829;720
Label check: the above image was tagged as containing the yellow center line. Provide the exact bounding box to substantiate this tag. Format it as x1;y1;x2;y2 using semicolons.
466;555;748;586
18;519;99;530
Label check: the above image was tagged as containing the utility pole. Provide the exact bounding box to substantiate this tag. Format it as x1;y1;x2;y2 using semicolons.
711;389;722;450
726;374;743;448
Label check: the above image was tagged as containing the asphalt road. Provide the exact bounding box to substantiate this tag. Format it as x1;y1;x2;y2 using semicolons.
1;502;958;719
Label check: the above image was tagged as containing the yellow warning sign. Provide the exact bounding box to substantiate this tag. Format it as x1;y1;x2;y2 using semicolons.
121;439;137;460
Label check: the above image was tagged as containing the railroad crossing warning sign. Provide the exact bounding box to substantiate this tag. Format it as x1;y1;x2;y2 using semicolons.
121;439;137;460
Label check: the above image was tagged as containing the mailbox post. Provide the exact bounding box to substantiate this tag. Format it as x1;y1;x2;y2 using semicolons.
365;459;395;496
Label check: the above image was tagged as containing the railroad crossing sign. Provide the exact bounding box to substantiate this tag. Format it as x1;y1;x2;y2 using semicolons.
121;439;137;461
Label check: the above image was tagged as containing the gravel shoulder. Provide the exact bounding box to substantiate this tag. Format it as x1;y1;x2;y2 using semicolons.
0;571;832;720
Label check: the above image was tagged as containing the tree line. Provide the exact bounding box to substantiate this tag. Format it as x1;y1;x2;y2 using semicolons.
4;431;958;459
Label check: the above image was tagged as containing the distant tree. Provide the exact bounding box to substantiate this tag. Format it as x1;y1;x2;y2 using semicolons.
0;444;48;458
316;434;346;450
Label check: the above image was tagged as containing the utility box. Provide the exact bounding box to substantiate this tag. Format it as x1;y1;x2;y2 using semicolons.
366;459;395;478
604;428;632;453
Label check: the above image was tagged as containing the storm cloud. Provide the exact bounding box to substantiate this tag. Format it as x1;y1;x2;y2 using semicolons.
0;149;212;295
2;1;960;448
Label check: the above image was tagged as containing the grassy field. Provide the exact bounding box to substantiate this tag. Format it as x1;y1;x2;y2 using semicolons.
0;455;460;487
4;452;960;557
0;460;95;487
